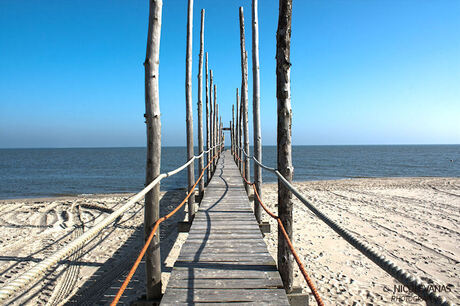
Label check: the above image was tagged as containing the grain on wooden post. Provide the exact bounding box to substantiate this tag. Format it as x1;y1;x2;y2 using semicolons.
235;89;239;164
143;0;163;299
243;52;250;193
252;0;262;223
197;9;205;198
230;119;233;154
232;105;235;154
239;7;250;193
213;83;218;167
209;69;214;174
205;53;210;184
276;0;294;293
215;102;218;150
185;0;195;220
238;88;243;172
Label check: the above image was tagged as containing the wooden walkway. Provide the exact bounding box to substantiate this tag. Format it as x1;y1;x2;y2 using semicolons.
161;150;289;305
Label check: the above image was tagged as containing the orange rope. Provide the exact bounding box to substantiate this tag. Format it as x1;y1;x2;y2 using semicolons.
111;149;221;306
234;151;324;306
253;187;324;306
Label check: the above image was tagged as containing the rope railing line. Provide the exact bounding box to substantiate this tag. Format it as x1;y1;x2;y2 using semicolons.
111;149;222;305
0;143;223;304
233;146;453;306
234;151;324;306
253;187;324;306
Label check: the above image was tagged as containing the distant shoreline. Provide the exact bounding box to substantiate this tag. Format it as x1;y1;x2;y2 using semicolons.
1;144;460;150
2;175;459;202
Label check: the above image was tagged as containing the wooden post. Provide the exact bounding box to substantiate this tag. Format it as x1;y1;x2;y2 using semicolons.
232;105;235;154
238;88;243;172
143;0;162;299
185;0;195;221
235;89;239;164
239;7;250;193
276;0;294;293
252;0;262;223
209;69;214;174
197;9;205;198
205;53;210;184
230;119;233;154
215;102;218;150
213;83;217;168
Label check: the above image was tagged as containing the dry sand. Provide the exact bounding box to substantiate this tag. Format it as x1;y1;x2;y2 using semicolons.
260;177;459;305
0;177;458;305
0;191;188;305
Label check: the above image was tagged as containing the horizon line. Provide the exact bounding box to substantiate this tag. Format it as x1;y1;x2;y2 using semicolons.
1;143;459;150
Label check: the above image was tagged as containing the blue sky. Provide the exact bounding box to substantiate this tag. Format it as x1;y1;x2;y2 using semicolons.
0;0;459;148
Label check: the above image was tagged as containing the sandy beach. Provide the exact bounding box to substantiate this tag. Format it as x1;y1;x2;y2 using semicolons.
0;177;458;305
260;177;460;305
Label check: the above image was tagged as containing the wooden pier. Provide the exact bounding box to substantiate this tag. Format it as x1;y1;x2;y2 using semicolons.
161;151;289;304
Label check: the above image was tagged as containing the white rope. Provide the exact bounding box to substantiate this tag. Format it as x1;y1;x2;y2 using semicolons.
0;142;224;303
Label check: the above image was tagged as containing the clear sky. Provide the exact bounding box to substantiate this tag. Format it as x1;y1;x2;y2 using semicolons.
1;0;459;148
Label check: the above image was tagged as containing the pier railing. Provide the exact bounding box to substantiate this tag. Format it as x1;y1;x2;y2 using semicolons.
0;142;224;304
234;145;452;306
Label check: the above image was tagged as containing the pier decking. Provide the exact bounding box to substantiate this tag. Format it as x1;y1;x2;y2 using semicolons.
161;151;289;304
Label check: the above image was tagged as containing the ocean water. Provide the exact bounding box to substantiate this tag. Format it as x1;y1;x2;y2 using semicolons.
0;145;458;199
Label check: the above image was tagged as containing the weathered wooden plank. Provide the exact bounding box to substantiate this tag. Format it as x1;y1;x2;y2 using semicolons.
167;278;283;289
161;288;289;304
176;254;275;263
186;234;262;240
171;267;281;278
179;248;269;255
189;224;260;230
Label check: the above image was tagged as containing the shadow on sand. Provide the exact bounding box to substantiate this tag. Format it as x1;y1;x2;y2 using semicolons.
66;189;187;305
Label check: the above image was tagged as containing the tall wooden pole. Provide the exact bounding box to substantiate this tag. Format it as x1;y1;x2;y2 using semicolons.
252;0;262;223
185;0;195;221
213;83;217;169
276;0;294;293
230;119;233;154
238;88;243;172
205;53;210;184
232;105;235;154
235;88;239;165
143;0;162;299
197;9;205;198
209;70;214;174
239;7;250;193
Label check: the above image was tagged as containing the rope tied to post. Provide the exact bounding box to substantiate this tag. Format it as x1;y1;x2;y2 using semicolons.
234;151;324;306
111;147;223;306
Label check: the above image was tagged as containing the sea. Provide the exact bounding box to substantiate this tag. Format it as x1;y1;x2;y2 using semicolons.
0;145;458;199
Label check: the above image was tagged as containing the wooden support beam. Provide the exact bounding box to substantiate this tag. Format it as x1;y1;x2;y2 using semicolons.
205;53;210;184
213;83;218;168
197;9;205;198
185;0;195;221
143;0;163;299
252;0;262;223
231;106;235;154
238;88;242;172
209;69;214;174
276;0;294;293
235;88;239;166
239;7;250;194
